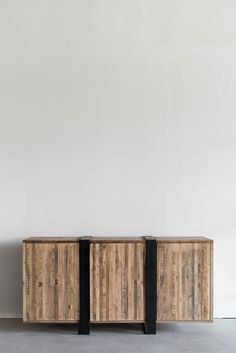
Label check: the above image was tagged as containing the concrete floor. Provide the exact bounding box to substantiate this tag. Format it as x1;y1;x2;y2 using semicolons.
0;319;235;353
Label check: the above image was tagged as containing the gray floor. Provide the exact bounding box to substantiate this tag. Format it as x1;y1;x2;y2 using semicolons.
0;319;235;353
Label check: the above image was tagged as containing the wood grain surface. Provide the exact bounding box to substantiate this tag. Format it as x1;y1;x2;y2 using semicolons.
23;237;79;243
22;236;213;324
157;241;213;322
90;241;146;322
23;242;80;322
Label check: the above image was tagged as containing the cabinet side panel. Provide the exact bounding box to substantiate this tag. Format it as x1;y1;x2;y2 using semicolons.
201;242;211;320
210;241;213;321
23;243;32;321
23;243;26;320
157;242;212;322
90;242;145;322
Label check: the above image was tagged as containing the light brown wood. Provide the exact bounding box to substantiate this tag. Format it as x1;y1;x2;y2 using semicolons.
157;240;213;322
23;237;79;243
23;242;80;322
90;237;145;243
22;236;213;325
90;241;146;322
156;236;212;243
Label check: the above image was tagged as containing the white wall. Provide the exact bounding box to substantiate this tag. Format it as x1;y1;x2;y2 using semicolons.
0;0;236;318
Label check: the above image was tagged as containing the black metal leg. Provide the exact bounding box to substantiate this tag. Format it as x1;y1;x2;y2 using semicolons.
79;237;90;334
144;236;157;334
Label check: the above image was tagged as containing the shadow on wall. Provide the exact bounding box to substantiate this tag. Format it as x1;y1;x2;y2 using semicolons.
0;241;22;318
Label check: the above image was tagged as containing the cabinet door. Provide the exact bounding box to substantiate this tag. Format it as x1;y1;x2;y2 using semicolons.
90;242;146;322
157;241;213;322
23;242;79;322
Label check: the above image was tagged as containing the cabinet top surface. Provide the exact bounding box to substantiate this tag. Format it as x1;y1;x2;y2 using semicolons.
156;236;213;243
23;236;212;243
23;237;80;243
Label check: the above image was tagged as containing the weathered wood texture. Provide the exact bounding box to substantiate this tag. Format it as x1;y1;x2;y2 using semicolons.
90;241;146;322
23;237;79;243
156;237;211;243
90;237;145;243
157;241;213;322
23;242;80;322
22;236;213;324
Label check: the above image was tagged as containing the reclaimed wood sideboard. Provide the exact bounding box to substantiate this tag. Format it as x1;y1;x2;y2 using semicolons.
23;236;213;334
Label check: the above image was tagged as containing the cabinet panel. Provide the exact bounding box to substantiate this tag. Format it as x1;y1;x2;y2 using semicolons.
90;242;146;322
157;241;213;322
23;242;79;322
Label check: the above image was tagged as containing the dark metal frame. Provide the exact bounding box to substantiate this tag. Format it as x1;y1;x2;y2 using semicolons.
144;236;157;334
79;236;157;335
79;237;90;334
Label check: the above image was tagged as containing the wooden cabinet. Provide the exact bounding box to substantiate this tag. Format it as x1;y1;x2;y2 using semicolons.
23;236;213;332
157;237;213;322
23;238;80;322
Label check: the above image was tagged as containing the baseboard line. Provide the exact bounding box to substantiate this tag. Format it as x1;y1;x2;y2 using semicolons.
0;316;236;320
0;313;22;319
214;317;236;319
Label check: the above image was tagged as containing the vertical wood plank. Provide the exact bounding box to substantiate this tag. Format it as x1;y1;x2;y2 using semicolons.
127;243;134;320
